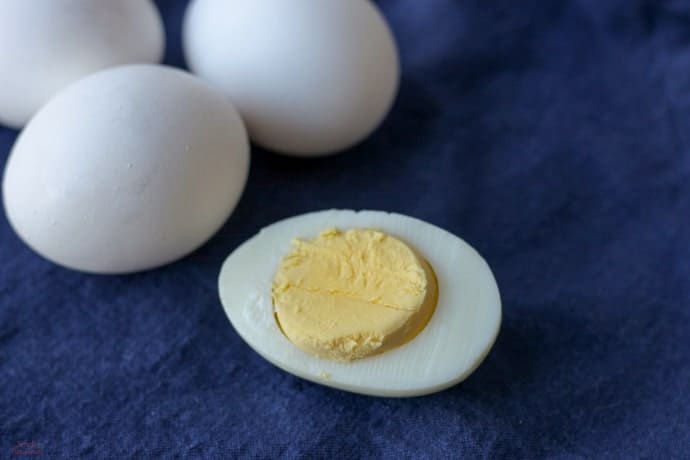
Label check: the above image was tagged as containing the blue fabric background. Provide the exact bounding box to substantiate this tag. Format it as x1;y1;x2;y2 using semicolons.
1;0;689;458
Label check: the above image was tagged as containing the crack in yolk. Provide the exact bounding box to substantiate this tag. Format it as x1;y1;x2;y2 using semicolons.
272;228;438;362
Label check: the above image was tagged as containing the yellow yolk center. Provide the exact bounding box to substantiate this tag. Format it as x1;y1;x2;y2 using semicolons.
272;228;438;362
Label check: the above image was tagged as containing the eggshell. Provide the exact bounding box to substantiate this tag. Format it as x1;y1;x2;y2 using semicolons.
2;65;250;274
218;210;502;397
0;0;164;129
183;0;400;156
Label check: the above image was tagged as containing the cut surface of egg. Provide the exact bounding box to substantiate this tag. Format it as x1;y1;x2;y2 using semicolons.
0;0;164;128
273;227;439;362
218;210;501;397
3;65;249;274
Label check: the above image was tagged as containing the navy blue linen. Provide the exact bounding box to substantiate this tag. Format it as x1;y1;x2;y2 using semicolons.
1;0;689;458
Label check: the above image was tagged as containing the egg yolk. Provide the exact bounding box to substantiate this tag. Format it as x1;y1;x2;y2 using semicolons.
272;228;438;362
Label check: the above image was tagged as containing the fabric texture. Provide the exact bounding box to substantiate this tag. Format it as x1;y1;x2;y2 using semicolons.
1;0;689;458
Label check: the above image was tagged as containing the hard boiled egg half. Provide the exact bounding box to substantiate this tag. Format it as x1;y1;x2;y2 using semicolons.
219;210;501;397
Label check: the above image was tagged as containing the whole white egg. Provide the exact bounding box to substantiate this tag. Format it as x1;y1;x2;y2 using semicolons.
2;65;250;274
183;0;400;156
218;210;502;397
0;0;165;129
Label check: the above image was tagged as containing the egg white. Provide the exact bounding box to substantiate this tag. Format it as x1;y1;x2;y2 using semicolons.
218;210;501;397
